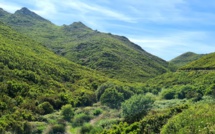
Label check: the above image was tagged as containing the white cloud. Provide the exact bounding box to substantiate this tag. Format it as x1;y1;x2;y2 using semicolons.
1;0;215;60
129;31;215;60
62;0;136;23
0;0;21;13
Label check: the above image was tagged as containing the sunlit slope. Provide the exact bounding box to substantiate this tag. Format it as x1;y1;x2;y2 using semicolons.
170;52;204;68
0;7;171;82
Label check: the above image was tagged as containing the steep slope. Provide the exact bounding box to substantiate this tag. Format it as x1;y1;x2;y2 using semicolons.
0;8;11;17
0;7;171;82
180;52;215;70
0;21;110;132
170;52;204;67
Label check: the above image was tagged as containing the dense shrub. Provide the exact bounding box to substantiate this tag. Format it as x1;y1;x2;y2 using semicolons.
72;113;93;127
50;124;65;134
121;94;154;122
38;102;54;114
88;126;103;134
101;105;189;134
161;89;175;100
96;83;114;100
100;88;124;109
161;104;215;134
96;83;134;101
80;123;93;134
93;108;103;116
74;90;97;106
61;104;74;121
160;85;203;101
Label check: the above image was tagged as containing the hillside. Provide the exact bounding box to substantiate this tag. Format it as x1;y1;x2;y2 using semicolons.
169;52;204;68
180;52;215;70
144;53;215;96
0;7;171;82
1;6;215;134
0;21;110;133
100;53;215;134
0;21;149;133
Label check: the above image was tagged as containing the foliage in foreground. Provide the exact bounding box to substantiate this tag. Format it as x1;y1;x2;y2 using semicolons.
161;103;215;134
101;104;189;134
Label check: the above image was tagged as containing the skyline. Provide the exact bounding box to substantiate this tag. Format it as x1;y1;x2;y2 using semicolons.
1;0;215;60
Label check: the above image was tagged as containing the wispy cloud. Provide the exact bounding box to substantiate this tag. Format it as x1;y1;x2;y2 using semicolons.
129;31;215;60
0;0;21;13
0;0;215;60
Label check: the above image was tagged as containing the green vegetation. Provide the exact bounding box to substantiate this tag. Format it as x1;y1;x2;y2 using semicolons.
61;104;74;121
1;7;215;134
181;52;215;70
0;21;112;133
101;104;189;134
170;52;204;68
121;94;154;122
161;103;215;134
0;7;171;82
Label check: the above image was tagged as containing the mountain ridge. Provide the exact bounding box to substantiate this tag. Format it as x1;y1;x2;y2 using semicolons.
170;52;204;68
14;7;51;23
180;52;215;70
0;7;172;82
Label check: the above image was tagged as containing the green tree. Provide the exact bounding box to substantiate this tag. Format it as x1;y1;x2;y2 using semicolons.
38;102;54;114
121;94;154;122
161;89;175;100
61;104;74;121
100;88;124;109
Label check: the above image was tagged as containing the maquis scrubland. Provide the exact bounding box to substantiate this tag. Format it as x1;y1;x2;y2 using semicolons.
1;7;215;134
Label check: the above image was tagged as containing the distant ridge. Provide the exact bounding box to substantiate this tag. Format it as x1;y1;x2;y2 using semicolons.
170;52;204;68
0;7;172;82
14;7;51;22
180;52;215;70
0;8;11;17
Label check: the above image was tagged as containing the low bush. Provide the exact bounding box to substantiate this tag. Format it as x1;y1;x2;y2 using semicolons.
93;108;103;116
80;123;93;134
161;104;215;134
38;102;54;115
72;113;93;127
50;124;65;134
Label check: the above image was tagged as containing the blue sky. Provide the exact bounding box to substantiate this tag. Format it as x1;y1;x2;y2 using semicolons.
1;0;215;60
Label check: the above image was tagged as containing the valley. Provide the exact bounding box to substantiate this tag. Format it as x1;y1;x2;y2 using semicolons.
0;7;215;134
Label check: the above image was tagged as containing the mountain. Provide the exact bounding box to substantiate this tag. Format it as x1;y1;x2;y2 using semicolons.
0;21;110;132
0;7;171;82
0;8;10;17
180;52;215;70
169;52;204;68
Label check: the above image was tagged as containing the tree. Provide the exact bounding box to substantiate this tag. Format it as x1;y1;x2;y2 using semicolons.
61;104;74;121
100;88;124;109
38;102;54;114
161;89;175;100
121;94;154;122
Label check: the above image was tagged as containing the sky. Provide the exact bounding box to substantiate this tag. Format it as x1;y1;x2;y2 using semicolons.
1;0;215;60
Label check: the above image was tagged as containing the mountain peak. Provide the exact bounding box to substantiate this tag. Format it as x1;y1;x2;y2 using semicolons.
15;7;33;15
63;21;92;32
14;7;49;22
70;22;91;29
0;8;11;17
170;51;204;68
